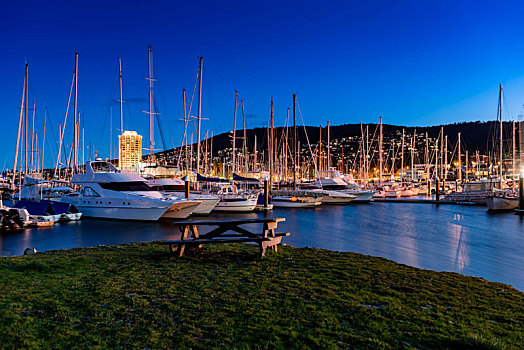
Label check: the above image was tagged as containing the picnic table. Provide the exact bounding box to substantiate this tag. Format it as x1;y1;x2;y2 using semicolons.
161;218;288;257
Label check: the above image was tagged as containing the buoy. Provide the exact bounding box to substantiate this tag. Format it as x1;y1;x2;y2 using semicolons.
24;247;37;255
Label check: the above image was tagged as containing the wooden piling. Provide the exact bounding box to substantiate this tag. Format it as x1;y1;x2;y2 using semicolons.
185;180;190;198
519;174;524;210
264;179;269;208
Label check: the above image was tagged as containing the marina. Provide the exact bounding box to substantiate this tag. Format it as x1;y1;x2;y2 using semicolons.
2;1;524;347
2;201;523;291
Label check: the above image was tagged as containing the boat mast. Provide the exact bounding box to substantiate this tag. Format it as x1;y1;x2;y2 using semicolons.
147;47;155;159
42;107;47;173
499;84;503;187
232;91;238;175
118;57;124;138
440;127;444;179
400;128;404;184
190;132;193;174
293;94;297;191
284;108;289;179
512;120;516;180
391;138;395;179
196;56;203;173
318;124;322;172
425;132;430;194
269;97;274;189
359;122;364;181
379;116;383;185
411;131;415;182
458;132;462;183
327;120;330;169
253;135;257;171
365;125;369;184
13;63;27;190
183;89;188;174
24;62;29;175
30;102;35;173
241;100;247;175
444;135;448;180
210;131;214;175
73;52;79;174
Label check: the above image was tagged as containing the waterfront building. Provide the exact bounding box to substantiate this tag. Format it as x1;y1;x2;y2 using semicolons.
119;131;142;170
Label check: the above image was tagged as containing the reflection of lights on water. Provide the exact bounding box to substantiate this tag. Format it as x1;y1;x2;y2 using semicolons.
453;213;464;222
450;214;469;271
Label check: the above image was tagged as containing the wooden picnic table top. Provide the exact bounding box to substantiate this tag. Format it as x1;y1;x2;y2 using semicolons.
171;218;286;226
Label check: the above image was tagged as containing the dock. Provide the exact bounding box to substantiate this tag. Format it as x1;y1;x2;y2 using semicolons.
372;198;485;206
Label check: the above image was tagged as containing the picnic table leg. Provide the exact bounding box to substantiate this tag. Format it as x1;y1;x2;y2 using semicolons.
190;225;203;249
178;225;191;257
258;242;267;257
263;222;279;251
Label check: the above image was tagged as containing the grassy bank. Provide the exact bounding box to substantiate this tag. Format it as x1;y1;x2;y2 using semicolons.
0;242;522;349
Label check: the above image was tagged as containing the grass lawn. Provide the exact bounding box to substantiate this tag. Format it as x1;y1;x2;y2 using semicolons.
0;242;522;349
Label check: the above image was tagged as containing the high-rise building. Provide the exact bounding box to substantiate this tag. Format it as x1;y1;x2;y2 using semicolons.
119;131;142;169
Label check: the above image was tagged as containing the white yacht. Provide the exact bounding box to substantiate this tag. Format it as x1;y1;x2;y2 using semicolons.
313;170;375;202
61;161;200;221
207;184;258;212
146;178;220;215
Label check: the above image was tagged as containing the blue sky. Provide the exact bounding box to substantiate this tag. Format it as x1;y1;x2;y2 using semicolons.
2;0;524;168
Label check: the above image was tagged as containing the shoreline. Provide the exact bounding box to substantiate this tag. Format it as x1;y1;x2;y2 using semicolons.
1;241;522;348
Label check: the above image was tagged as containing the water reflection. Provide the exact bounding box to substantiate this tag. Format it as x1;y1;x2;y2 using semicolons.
1;203;523;290
450;213;469;271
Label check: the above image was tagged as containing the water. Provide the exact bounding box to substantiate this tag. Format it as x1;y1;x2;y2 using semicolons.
1;202;523;290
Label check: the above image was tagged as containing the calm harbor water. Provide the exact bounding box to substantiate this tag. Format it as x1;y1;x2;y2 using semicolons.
1;202;523;290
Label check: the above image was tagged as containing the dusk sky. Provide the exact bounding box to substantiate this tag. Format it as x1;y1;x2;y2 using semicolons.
2;0;524;168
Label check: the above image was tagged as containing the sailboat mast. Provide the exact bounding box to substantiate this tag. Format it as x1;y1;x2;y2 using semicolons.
241;100;247;175
319;124;322;172
425;133;430;194
210;131;214;175
379;116;383;184
293;94;297;190
269;97;274;189
253;135;257;171
119;57;123;136
196;56;203;173
73;52;79;173
182;89;188;173
512;120;516;180
458;132;462;182
365;125;369;184
148;47;155;157
24;62;29;175
30;102;36;173
444;135;448;180
232;91;238;175
327;120;330;169
13;63;27;189
42;107;47;174
499;84;503;186
411;131;415;181
400;128;404;183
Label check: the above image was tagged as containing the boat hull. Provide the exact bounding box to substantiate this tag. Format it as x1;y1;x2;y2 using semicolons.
161;201;201;219
486;196;519;211
342;190;375;202
60;197;171;221
162;192;220;215
213;198;258;212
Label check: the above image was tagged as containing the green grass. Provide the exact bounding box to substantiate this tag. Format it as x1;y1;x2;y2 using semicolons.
0;242;522;349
